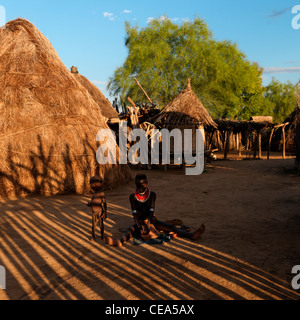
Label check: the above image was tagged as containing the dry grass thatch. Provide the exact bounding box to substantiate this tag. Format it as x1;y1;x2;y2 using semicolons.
0;18;131;198
72;72;119;119
155;79;217;129
272;106;300;153
285;106;300;150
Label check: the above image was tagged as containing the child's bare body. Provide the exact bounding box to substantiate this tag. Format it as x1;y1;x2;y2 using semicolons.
87;176;107;241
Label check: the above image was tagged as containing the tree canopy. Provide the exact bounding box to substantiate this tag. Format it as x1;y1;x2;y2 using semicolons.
264;79;299;124
108;17;296;122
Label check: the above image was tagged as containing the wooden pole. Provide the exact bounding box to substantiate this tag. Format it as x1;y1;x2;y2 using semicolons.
238;132;242;157
282;125;286;159
216;131;221;151
134;78;153;105
258;130;262;159
253;131;257;159
268;128;274;160
224;130;230;160
236;132;239;156
127;97;140;129
246;128;250;151
127;97;137;109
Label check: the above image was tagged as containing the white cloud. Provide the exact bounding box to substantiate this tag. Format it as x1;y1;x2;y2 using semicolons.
103;12;116;21
263;67;300;74
147;16;169;24
158;15;167;22
147;15;189;24
92;80;107;86
147;17;154;24
122;9;132;14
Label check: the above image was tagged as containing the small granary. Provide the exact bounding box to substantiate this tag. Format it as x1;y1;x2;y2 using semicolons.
0;18;131;198
155;79;217;131
154;79;217;154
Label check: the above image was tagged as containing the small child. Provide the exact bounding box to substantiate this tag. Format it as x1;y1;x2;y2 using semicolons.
87;175;107;241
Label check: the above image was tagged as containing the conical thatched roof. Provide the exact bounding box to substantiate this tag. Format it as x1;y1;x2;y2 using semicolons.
155;79;217;129
72;72;119;119
0;18;131;198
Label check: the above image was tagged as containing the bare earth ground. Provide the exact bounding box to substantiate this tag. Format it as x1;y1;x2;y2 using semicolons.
0;155;300;300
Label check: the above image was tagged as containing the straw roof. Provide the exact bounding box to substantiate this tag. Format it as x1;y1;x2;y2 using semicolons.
72;72;119;119
285;106;300;149
271;106;300;152
155;79;217;129
0;18;131;198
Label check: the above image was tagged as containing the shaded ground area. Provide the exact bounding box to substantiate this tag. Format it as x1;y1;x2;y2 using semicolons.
0;158;300;300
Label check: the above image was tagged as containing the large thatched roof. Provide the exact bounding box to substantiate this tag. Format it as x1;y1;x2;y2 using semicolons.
0;18;131;198
72;72;119;119
155;79;217;129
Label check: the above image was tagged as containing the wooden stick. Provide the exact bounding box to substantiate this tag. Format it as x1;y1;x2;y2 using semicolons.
268;128;274;160
224;130;231;160
258;130;262;159
134;78;153;105
127;97;140;129
127;97;137;109
238;132;242;157
282;124;286;159
274;122;289;129
253;131;257;159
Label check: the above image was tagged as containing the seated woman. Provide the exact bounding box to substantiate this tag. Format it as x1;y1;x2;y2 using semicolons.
130;174;205;240
105;174;205;246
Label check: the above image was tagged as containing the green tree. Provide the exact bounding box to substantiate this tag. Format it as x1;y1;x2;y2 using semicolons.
108;16;267;119
264;79;298;123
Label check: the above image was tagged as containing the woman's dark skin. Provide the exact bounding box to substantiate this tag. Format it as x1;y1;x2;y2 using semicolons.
130;174;205;240
105;174;205;246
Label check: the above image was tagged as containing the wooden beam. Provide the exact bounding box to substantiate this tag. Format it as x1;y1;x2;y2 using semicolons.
127;97;137;109
274;122;289;129
250;116;273;123
238;132;242;157
258;130;262;159
224;130;231;160
268;128;274;160
127;97;140;129
134;78;153;105
253;131;257;159
282;124;287;159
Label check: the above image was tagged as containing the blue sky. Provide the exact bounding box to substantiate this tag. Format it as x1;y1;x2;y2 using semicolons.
1;0;300;99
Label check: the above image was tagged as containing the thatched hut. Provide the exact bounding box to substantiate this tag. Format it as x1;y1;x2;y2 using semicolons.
71;71;119;120
283;107;300;172
0;18;131;198
271;107;300;155
155;79;217;153
155;79;217;131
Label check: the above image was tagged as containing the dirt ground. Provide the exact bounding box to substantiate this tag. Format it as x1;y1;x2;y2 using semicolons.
0;155;300;300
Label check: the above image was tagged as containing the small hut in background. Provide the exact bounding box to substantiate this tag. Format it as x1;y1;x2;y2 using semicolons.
71;68;119;121
155;79;217;154
0;18;131;198
280;107;300;173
